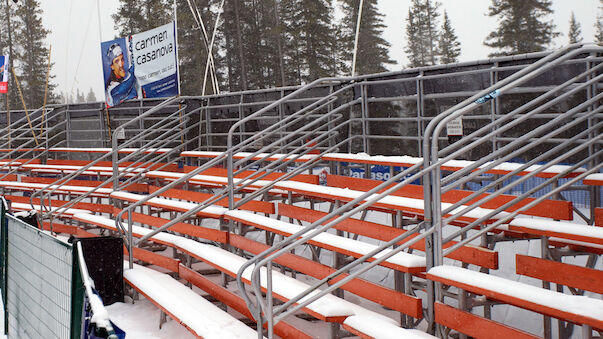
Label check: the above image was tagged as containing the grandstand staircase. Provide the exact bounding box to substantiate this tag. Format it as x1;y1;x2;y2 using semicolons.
0;43;601;338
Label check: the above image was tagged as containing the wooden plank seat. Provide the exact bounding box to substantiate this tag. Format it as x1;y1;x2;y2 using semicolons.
433;302;539;339
129;247;312;339
0;181;113;197
46;147;173;154
596;208;603;227
180;151;319;163
110;191;228;219
508;218;603;246
116;210;424;319
272;180;511;224
278;203;499;269
5;195;113;214
427;265;603;331
74;213;355;324
342;314;436;339
148;186;275;214
124;263;259;339
11;202;92;217
516;254;603;295
322;152;587;179
583;173;603;186
20;164;145;177
226;209;426;273
22;176;149;193
327;174;573;221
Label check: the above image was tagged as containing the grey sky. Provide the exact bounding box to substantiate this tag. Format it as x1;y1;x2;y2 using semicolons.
39;0;601;102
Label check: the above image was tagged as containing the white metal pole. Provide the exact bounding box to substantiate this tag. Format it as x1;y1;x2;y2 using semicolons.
173;0;182;95
351;0;364;76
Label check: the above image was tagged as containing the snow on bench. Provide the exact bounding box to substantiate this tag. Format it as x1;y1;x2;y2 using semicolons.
226;209;426;273
509;218;603;245
11;202;92;217
583;173;603;186
273;181;510;223
180;151;319;163
77;214;433;336
47;147;173;154
343;314;436;339
321;153;586;178
427;265;603;330
278;203;499;269
145;170;272;188
0;181;113;196
21;164;145;177
110;191;228;219
75;213;353;323
124;263;259;339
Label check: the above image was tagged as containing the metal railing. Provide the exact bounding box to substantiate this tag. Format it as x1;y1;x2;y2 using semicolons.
234;43;602;338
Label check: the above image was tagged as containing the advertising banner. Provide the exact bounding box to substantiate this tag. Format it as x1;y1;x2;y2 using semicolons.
0;55;9;94
101;22;179;107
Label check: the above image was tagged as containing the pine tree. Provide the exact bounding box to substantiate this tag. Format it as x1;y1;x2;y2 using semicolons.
0;0;20;110
280;0;339;84
338;0;394;75
568;11;582;44
113;0;172;36
14;0;56;109
86;88;97;102
484;0;560;57
404;0;441;67
596;1;603;43
437;11;461;64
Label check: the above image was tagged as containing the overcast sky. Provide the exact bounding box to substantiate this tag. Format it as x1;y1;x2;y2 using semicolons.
39;0;601;102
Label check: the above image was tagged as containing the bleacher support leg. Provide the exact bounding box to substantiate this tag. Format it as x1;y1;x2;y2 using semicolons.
582;325;592;339
329;322;340;339
541;236;552;339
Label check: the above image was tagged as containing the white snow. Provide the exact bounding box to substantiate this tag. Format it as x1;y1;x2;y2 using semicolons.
226;210;426;268
180;151;318;162
110;191;228;218
274;180;510;221
321;152;586;176
0;181;113;195
343;314;436;339
123;263;259;338
428;266;603;321
510;218;603;242
11;202;92;216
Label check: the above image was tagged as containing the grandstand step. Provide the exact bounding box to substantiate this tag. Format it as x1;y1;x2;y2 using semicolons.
273;180;510;223
509;218;603;245
124;263;259;338
583;173;603;186
226;209;426;273
427;265;603;330
278;203;499;269
110;191;228;219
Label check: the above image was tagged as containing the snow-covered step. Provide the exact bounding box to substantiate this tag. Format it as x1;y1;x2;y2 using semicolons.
180;151;319;163
321;152;586;178
583;173;603;186
509;218;603;245
124;263;259;339
273;180;510;223
427;265;603;331
110;191;228;219
11;202;92;217
0;181;113;196
226;209;426;273
74;213;354;323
